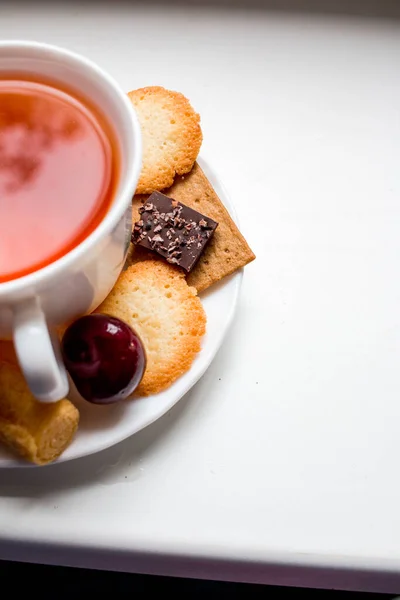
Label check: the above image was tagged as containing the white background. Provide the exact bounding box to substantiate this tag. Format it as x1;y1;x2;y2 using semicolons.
1;0;400;593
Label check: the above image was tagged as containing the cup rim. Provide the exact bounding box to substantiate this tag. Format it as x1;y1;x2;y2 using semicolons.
0;40;142;296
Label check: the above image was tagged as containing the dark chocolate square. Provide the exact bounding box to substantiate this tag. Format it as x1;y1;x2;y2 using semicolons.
132;192;218;273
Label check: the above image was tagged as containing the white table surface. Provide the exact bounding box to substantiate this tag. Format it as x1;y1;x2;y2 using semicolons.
1;1;400;593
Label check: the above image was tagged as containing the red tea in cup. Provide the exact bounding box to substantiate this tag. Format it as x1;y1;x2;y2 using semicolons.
0;75;119;283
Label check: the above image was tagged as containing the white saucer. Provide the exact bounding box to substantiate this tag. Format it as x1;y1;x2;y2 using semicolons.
0;156;242;467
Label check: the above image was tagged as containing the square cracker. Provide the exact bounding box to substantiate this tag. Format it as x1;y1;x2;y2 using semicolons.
130;163;255;292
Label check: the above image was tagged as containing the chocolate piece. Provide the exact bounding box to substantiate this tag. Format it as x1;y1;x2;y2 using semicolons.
132;192;218;273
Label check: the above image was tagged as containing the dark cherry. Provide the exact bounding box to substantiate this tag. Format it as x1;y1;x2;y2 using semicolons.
62;314;146;404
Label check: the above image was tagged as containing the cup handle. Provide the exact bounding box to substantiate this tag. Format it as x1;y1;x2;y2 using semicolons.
13;298;69;403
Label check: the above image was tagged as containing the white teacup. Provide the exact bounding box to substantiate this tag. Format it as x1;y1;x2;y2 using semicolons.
0;41;142;402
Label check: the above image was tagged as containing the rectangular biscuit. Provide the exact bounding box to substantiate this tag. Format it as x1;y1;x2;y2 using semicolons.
131;163;255;292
